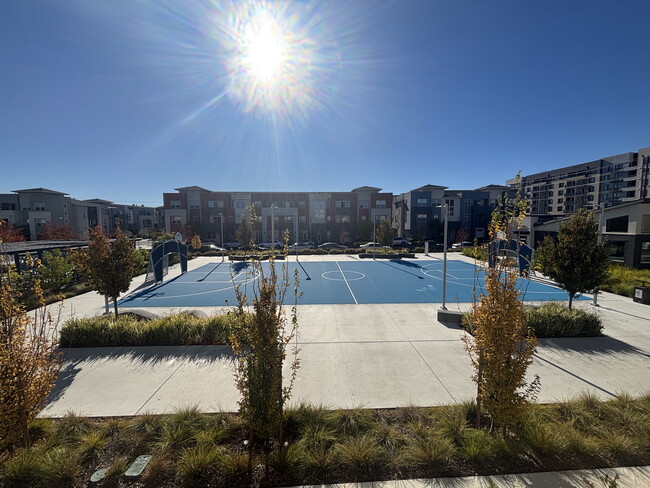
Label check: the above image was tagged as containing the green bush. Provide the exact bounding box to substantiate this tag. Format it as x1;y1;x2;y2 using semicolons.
461;247;487;261
601;264;650;298
60;313;237;347
525;302;603;337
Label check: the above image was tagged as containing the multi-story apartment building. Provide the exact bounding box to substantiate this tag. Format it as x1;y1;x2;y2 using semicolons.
162;186;393;245
393;184;513;243
509;147;650;220
0;188;160;240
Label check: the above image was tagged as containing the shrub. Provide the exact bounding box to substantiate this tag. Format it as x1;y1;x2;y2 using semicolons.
525;302;603;337
60;313;236;347
601;264;650;298
334;434;386;474
462;247;487;261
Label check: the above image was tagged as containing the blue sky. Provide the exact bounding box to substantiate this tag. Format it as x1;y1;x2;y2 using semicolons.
1;0;649;206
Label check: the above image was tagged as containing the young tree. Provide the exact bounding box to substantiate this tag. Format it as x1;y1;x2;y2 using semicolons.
236;213;253;249
0;220;25;242
71;226;139;318
38;222;78;240
356;220;373;241
463;181;539;433
376;218;394;249
229;229;300;462
39;249;74;294
190;234;202;251
0;259;61;449
535;209;609;309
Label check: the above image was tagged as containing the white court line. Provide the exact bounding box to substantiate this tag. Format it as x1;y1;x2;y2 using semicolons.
336;261;358;304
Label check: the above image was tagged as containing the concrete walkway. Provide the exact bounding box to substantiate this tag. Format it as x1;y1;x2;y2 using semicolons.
42;253;650;417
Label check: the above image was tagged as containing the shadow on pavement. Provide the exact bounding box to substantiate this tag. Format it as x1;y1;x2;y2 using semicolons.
538;336;650;358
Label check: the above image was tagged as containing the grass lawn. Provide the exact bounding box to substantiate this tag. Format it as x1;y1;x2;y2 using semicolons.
2;394;648;487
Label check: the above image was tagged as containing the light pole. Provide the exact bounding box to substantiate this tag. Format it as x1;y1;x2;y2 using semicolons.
294;212;299;259
218;213;224;261
270;204;277;253
436;204;448;310
372;210;377;260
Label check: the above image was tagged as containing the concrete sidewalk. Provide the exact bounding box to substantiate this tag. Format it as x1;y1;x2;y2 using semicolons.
289;465;650;487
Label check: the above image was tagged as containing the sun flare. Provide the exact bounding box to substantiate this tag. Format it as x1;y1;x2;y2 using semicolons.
242;13;288;83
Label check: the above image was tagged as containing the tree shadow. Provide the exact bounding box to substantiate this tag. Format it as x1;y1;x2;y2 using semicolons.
537;335;650;359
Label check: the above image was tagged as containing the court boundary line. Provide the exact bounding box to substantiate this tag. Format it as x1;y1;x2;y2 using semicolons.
336;261;358;304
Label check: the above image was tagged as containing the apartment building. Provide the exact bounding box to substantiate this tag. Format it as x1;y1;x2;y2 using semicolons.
509;147;650;220
393;184;513;243
0;188;160;240
162;186;393;245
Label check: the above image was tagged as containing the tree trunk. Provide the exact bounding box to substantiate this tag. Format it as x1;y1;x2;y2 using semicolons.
568;293;574;310
113;297;119;318
475;349;483;428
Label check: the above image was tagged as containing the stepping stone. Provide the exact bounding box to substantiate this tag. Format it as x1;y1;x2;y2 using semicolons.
124;455;151;478
90;468;108;483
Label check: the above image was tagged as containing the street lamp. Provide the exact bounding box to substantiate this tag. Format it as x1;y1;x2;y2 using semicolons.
218;212;224;261
270;204;277;253
436;204;448;310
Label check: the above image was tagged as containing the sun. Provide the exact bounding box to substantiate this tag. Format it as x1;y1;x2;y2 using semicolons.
241;13;288;84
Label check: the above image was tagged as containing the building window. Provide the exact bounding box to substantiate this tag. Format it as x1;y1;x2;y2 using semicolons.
34;203;45;211
208;200;224;208
189;200;200;209
606;215;629;233
464;199;471;206
416;198;428;207
298;200;306;208
557;207;563;212
170;200;181;209
432;199;441;206
375;200;386;208
335;215;350;223
417;214;427;221
359;200;369;208
315;210;325;219
641;215;650;233
448;210;455;217
335;200;350;208
254;200;262;207
299;215;306;223
21;204;30;211
191;216;198;222
234;200;247;209
463;214;471;221
171;216;182;224
475;199;483;206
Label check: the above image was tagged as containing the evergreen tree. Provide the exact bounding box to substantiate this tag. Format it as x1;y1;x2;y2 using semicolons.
376;218;394;249
237;213;253;249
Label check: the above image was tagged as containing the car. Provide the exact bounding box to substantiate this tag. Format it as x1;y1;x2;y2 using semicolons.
199;242;225;252
223;240;241;250
258;240;283;249
289;240;315;250
360;242;390;249
451;241;474;250
318;242;346;250
392;237;410;247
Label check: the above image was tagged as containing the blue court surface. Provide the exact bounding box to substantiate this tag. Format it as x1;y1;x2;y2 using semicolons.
120;259;585;308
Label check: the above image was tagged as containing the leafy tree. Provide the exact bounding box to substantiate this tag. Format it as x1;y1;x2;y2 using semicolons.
236;213;253;249
0;259;61;449
356;220;373;241
71;226;139;318
535;209;609;309
455;227;469;244
229;229;300;461
190;234;202;251
39;249;74;294
376;218;393;250
0;220;25;242
463;177;539;433
38;222;77;240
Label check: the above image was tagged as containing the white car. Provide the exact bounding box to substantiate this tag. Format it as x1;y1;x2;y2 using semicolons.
289;240;315;250
258;240;283;249
360;242;390;249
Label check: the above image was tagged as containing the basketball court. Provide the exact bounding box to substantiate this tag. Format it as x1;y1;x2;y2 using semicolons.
119;259;584;308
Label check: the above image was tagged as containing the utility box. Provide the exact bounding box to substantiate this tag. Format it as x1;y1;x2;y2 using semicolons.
633;286;650;305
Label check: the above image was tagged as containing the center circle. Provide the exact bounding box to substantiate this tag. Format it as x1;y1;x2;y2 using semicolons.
322;270;365;281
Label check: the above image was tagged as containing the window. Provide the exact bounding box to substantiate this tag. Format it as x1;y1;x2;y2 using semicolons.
315;210;325;219
359;200;369;209
335;215;350;223
464;199;471;206
606;215;629;233
21;204;31;211
417;214;427;221
209;200;224;208
313;200;326;209
171;216;182;224
335;200;350;208
34;203;45;211
559;182;565;188
641;215;650;233
170;200;181;209
209;215;220;223
189;200;200;209
298;200;306;208
475;199;484;206
463;214;471;221
557;207;563;212
192;216;198;222
432;199;441;206
447;210;455;217
416;198;428;207
234;200;247;209
299;215;306;223
375;200;386;208
445;199;455;207
558;190;564;196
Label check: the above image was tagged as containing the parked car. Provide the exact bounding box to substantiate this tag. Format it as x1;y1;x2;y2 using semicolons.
224;240;241;250
290;240;315;250
258;240;283;249
199;242;225;252
451;241;473;250
360;242;390;249
318;242;346;250
392;237;410;247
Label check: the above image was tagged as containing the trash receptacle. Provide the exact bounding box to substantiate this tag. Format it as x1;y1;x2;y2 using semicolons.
633;286;650;305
